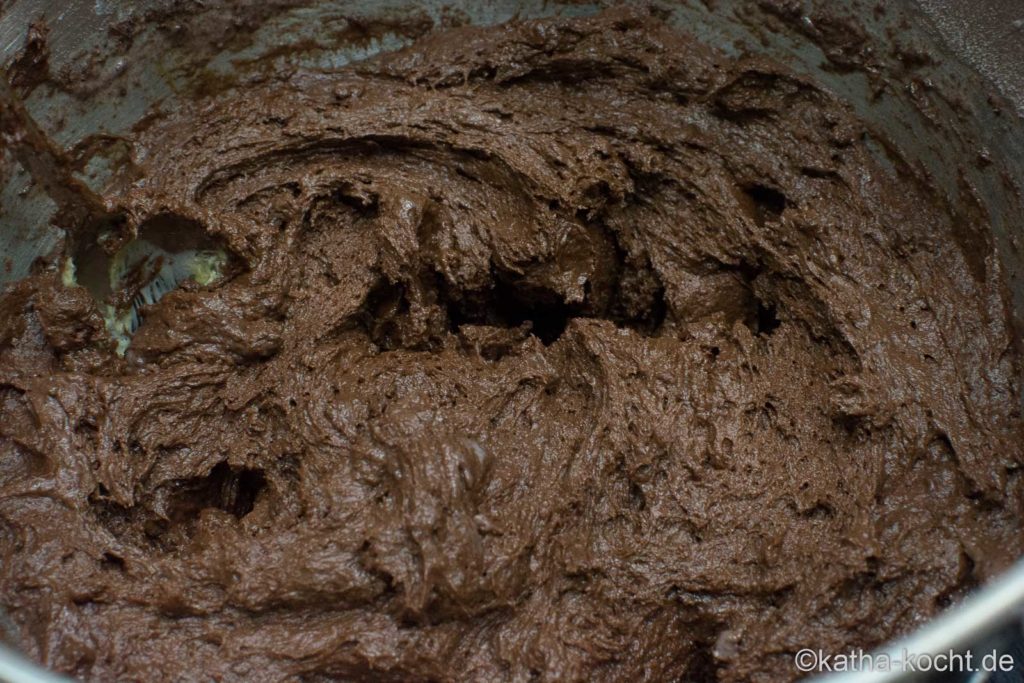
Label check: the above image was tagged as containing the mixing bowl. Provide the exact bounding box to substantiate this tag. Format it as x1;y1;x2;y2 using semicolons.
1;1;1023;680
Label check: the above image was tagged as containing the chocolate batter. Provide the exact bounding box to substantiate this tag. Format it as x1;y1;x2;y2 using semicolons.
2;7;1023;682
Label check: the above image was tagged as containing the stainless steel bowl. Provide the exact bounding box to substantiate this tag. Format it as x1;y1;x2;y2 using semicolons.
1;1;1023;681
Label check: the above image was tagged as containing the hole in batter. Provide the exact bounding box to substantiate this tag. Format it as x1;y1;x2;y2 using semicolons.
100;552;126;571
445;275;579;346
359;249;667;351
70;212;234;354
732;262;781;337
754;298;781;336
741;184;788;225
168;462;267;521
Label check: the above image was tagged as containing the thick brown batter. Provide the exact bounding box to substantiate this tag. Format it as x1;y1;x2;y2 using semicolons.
2;8;1023;682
